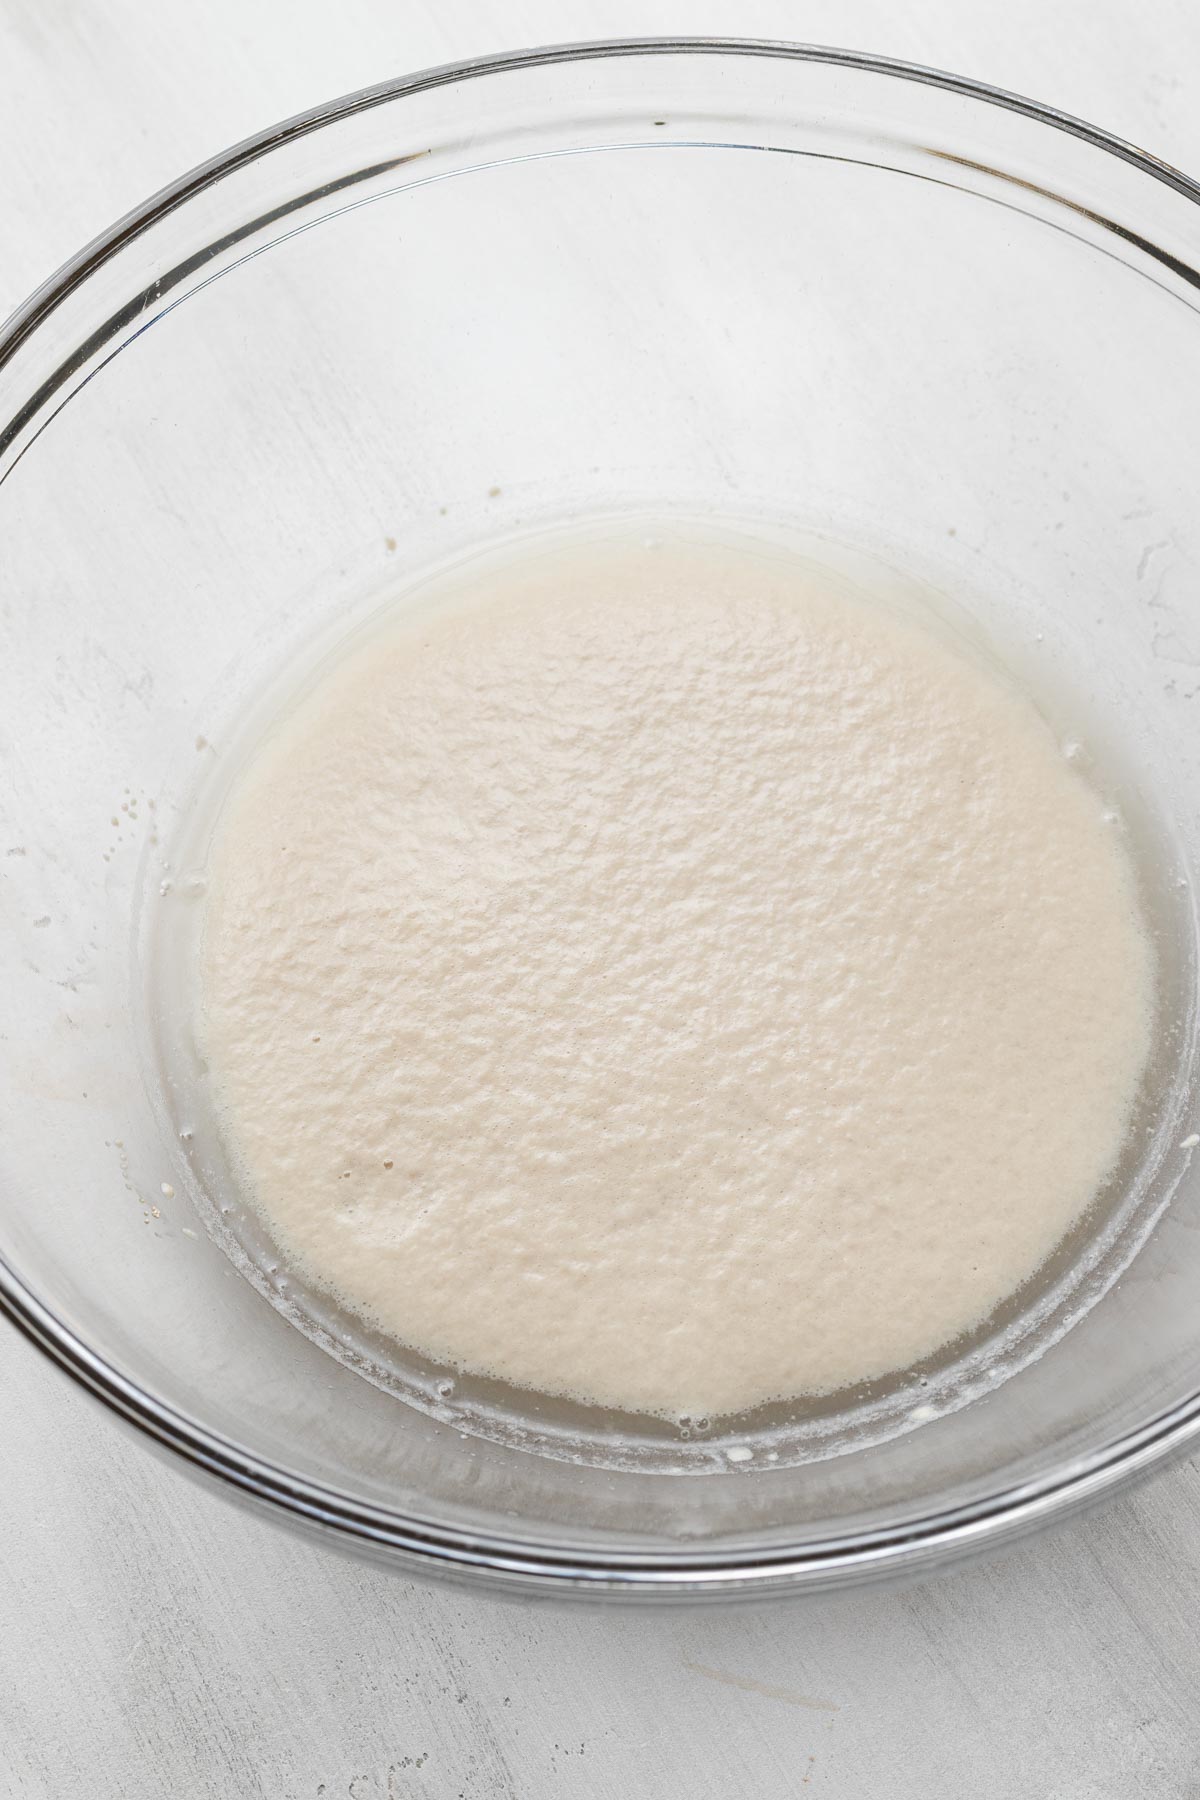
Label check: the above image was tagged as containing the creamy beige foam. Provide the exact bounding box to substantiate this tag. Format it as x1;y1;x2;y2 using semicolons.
199;531;1154;1419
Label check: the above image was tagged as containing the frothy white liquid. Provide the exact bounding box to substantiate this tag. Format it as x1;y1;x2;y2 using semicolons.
198;531;1154;1418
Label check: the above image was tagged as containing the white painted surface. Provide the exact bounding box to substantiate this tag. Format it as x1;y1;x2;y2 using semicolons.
3;3;1200;1795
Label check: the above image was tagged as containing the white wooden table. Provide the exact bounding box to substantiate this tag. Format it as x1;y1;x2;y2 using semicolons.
5;4;1200;1794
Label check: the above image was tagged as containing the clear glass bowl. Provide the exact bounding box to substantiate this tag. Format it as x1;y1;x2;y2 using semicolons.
4;39;1200;1599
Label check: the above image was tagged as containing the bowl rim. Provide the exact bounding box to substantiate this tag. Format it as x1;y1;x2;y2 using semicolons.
4;35;1200;1594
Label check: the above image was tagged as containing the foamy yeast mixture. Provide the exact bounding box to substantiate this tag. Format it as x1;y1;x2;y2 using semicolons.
199;531;1154;1419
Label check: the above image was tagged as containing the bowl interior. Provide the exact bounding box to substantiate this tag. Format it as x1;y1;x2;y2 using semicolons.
4;43;1200;1591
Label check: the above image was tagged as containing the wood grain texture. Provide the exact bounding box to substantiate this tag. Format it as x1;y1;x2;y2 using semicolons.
4;3;1200;1795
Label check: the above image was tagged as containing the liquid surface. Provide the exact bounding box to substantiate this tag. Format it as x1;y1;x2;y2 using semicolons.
199;532;1154;1419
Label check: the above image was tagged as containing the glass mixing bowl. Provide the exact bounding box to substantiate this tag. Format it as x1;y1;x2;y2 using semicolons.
4;39;1200;1599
